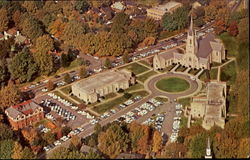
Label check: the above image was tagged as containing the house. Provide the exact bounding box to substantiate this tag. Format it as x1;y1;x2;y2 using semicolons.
111;1;126;12
190;80;227;130
72;69;135;104
146;1;183;20
153;17;226;70
5;100;44;130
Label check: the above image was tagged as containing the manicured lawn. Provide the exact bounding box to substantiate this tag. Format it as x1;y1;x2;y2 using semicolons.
220;61;237;85
60;86;72;95
210;68;218;80
177;97;191;107
139;60;152;68
137;71;158;83
180;116;188;128
125;83;144;92
130;90;149;98
93;96;128;114
104;92;117;99
70;95;85;104
188;69;201;75
156;77;190;92
155;97;168;103
219;32;238;57
199;70;209;81
176;65;187;72
158;64;176;73
119;62;149;75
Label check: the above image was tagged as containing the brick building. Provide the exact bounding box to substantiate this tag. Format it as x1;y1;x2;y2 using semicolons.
5;100;44;130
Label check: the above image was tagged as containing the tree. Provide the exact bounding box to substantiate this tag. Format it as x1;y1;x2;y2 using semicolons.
62;19;88;46
94;123;102;134
8;50;38;83
128;122;144;152
0;83;21;111
214;19;226;35
20;16;44;41
122;52;130;64
12;141;23;159
227;21;239;37
12;10;21;28
136;125;150;154
98;124;130;158
0;123;14;141
189;133;207;158
104;58;112;69
21;128;38;144
42;131;56;144
237;17;248;41
33;52;54;75
22;147;36;159
48;18;66;38
85;150;103;159
0;8;9;32
79;66;88;78
0;60;10;85
0;139;14;159
47;80;54;91
62;126;71;136
152;130;162;153
35;34;54;54
162;6;190;31
49;147;69;159
70;135;81;150
61;53;70;68
63;73;71;84
204;5;217;22
111;12;130;33
74;0;90;13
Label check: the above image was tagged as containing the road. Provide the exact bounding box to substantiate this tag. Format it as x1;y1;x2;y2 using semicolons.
22;21;215;98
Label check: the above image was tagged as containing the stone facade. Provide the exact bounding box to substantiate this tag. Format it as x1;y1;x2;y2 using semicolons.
190;80;227;130
72;69;135;104
147;1;183;20
153;17;226;70
5;100;44;130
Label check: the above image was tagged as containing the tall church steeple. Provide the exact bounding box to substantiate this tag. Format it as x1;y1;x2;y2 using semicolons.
186;16;198;55
205;137;212;159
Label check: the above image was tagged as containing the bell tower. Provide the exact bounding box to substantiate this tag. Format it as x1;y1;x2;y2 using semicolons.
186;16;198;56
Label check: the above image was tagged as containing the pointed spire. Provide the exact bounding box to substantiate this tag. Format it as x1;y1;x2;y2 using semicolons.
207;137;211;150
188;15;194;35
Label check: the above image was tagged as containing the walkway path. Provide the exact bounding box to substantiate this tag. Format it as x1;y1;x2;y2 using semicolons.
216;57;236;81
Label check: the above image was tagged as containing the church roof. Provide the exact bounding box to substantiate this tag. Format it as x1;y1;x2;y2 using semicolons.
197;33;216;58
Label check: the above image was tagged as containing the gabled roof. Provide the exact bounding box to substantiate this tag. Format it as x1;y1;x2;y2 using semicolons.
197;33;215;58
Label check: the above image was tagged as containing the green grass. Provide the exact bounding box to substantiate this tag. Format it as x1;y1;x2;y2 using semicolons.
219;32;238;57
158;64;176;73
188;69;201;75
104;93;117;99
178;97;191;107
180;116;188;128
220;61;237;85
130;90;149;98
70;95;85;104
176;65;187;72
93;96;128;114
125;83;144;92
60;86;72;95
139;60;152;68
210;68;218;80
119;62;149;75
137;71;158;83
156;77;190;92
53;91;77;105
155;97;168;103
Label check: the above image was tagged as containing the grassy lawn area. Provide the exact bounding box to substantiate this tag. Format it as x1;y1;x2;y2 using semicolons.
199;70;209;81
219;32;238;57
137;70;158;83
70;95;85;104
53;91;77;105
156;77;190;92
155;96;168;103
180;116;188;128
158;64;176;73
176;65;187;72
210;68;218;80
220;61;237;85
119;62;149;75
93;96;128;114
188;69;201;75
60;86;72;95
139;60;152;68
104;92;117;99
125;83;144;92
130;90;149;98
178;97;191;107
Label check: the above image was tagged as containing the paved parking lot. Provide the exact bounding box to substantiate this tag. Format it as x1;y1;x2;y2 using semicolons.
33;95;90;129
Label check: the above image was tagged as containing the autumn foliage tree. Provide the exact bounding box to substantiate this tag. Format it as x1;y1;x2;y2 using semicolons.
152;130;162;153
0;8;9;32
35;34;54;54
47;79;54;91
227;21;239;37
12;141;23;159
214;19;226;35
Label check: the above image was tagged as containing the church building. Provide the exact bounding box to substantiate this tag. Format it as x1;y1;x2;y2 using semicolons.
153;17;226;70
